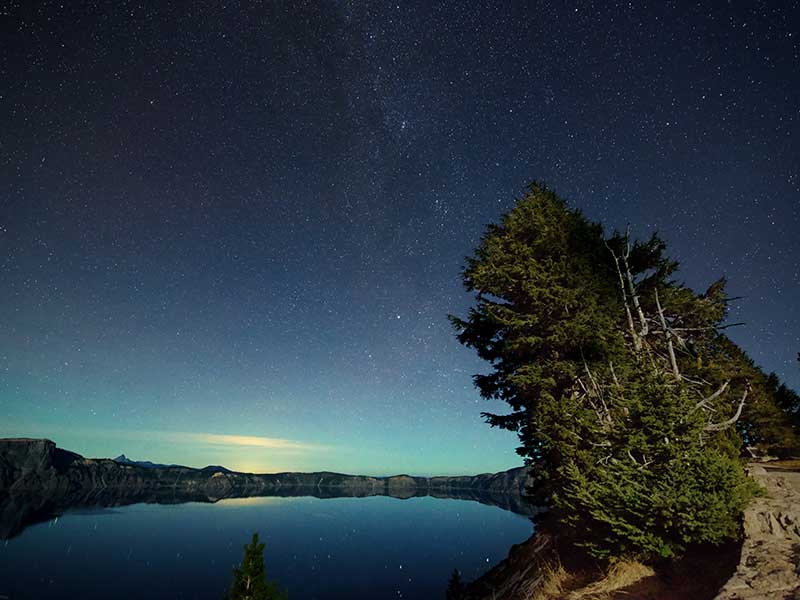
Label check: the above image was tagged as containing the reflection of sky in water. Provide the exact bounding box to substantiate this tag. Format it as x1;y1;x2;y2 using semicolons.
0;496;532;599
210;496;297;508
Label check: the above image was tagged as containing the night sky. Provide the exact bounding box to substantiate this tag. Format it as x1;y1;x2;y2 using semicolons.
2;2;798;475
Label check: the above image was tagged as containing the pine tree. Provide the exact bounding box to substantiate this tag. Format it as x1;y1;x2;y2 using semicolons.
557;368;757;558
449;182;624;491
446;569;465;600
224;533;287;600
768;371;800;433
452;182;796;560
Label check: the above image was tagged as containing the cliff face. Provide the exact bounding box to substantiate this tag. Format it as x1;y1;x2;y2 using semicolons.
462;463;800;600
0;439;538;539
461;530;559;600
0;438;83;492
713;464;800;600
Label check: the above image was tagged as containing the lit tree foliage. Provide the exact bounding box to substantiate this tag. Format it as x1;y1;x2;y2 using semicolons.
452;183;797;559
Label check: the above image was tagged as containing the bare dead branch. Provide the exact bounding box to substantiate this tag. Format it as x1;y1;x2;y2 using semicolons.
655;288;681;381
672;332;691;353
622;226;649;340
696;380;730;409
605;239;640;350
576;379;606;426
671;322;746;332
609;361;620;386
583;358;612;424
693;380;730;412
681;373;714;388
704;385;748;432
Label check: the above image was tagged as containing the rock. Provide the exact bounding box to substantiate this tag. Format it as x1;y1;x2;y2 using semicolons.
714;464;800;600
462;529;559;600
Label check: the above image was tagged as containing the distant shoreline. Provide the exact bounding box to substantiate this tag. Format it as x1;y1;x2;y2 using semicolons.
0;438;542;539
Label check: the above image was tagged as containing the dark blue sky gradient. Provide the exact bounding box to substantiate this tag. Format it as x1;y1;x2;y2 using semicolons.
1;2;798;474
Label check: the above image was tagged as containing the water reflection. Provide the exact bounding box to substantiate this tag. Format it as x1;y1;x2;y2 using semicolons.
0;484;540;540
0;494;534;600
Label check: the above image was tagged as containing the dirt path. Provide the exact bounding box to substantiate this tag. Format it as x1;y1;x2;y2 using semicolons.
714;464;800;600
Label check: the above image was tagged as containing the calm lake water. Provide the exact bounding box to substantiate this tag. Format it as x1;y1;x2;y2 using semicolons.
0;495;533;599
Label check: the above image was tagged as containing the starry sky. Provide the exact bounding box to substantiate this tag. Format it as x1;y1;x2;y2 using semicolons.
1;2;798;475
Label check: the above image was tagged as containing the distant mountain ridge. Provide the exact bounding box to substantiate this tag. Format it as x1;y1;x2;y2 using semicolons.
113;455;243;474
0;438;538;539
1;440;533;494
112;454;179;469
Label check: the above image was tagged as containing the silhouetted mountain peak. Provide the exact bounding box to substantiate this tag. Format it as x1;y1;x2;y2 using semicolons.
201;465;232;473
111;454;178;468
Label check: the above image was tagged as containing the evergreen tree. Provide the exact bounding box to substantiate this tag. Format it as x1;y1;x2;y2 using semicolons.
767;371;800;433
452;182;795;560
224;533;287;600
557;368;756;558
446;569;465;600
450;183;624;491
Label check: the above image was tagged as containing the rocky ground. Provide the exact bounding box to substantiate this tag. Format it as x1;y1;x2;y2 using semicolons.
464;461;800;600
714;463;800;600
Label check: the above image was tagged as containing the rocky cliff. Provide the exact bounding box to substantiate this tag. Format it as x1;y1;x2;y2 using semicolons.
0;438;538;539
460;462;800;600
713;464;800;600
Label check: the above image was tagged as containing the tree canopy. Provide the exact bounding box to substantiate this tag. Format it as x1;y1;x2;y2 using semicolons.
452;182;798;559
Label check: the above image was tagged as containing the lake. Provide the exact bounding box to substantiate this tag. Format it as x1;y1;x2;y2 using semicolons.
0;494;533;599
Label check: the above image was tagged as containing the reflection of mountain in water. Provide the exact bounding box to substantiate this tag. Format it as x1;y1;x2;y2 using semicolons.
0;439;542;539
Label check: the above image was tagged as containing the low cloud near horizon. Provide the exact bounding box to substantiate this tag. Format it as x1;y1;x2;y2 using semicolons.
167;431;326;453
1;422;329;455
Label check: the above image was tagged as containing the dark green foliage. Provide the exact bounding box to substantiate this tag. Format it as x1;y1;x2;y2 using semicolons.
450;183;624;488
224;533;287;600
738;368;800;458
768;372;800;430
446;568;465;600
452;182;798;560
680;333;799;457
556;369;759;559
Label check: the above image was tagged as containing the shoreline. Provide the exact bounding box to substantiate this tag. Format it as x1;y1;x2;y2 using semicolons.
461;461;800;600
0;438;541;539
